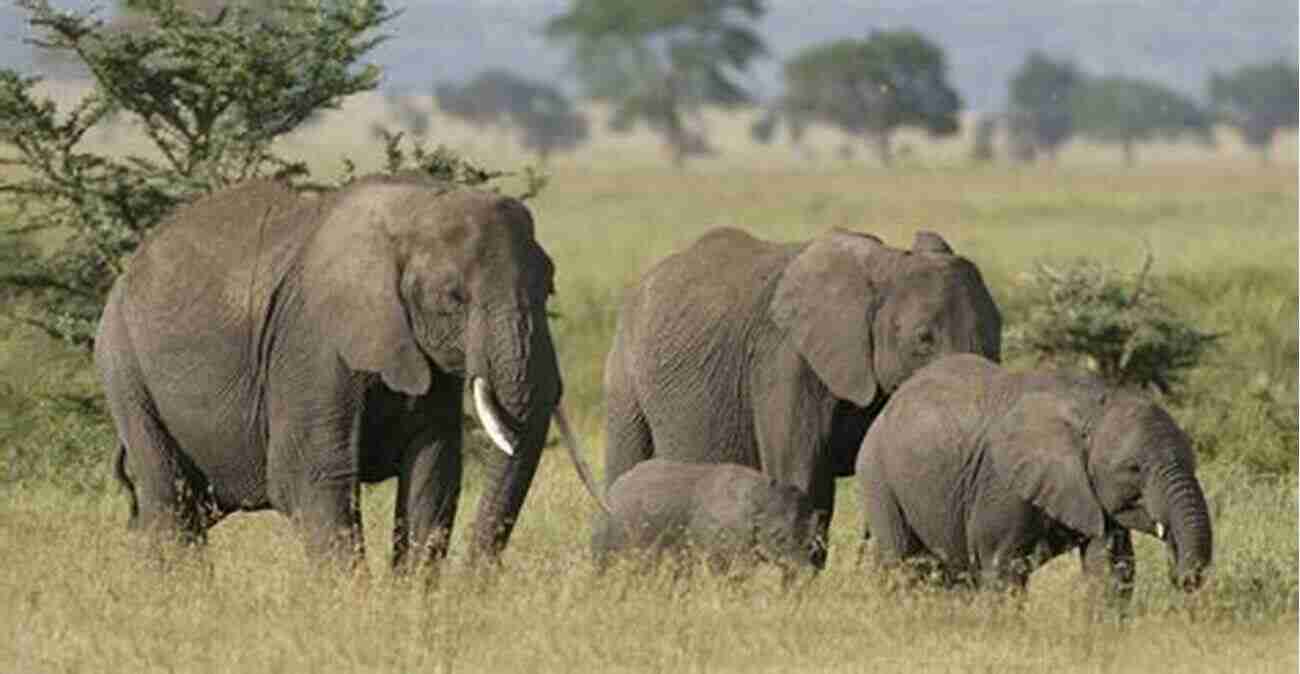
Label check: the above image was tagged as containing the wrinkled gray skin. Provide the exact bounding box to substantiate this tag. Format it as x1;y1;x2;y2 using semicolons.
604;227;1002;567
592;459;820;577
858;354;1213;595
95;174;562;570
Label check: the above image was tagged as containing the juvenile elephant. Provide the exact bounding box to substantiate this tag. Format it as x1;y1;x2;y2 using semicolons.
857;354;1213;594
592;459;820;577
604;227;1002;566
96;174;599;572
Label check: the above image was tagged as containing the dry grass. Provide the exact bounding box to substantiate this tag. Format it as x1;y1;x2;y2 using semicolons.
1;459;1295;673
1;84;1297;672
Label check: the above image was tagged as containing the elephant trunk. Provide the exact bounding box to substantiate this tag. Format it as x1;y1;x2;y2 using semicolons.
1150;467;1213;591
468;302;561;559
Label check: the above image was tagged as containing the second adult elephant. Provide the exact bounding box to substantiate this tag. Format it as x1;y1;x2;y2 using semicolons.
604;227;1002;566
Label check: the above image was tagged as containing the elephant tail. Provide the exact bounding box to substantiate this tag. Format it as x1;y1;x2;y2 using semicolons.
113;444;139;525
553;406;614;516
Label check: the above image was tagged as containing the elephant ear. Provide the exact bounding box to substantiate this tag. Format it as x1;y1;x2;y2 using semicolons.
912;230;954;254
987;392;1106;538
308;210;431;397
770;229;882;407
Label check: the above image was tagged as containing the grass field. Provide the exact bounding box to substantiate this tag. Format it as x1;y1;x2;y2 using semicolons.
1;92;1297;672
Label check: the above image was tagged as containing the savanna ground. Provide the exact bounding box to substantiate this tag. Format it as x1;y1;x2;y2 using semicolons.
1;91;1297;672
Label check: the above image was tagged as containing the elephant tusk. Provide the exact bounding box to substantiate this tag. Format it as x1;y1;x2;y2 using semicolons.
1155;522;1166;540
473;378;515;457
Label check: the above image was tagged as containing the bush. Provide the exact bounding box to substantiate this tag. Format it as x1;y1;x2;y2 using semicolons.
1175;372;1298;475
1005;254;1219;397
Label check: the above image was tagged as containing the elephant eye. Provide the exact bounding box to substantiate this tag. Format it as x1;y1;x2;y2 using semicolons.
912;329;935;353
447;285;466;305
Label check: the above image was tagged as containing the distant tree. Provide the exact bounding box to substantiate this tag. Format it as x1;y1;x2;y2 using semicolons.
1209;61;1299;164
970;114;996;162
387;93;432;138
1070;76;1212;166
544;0;766;167
435;69;524;129
1007;51;1083;160
773;30;962;166
1004;109;1038;162
435;69;588;162
749;110;776;144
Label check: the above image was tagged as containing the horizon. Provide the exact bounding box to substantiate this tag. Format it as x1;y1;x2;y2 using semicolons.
0;1;1293;112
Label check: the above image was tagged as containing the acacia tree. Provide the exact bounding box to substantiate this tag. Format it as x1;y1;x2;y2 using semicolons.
544;0;766;167
1070;76;1212;166
767;30;961;166
435;69;589;162
1007;51;1083;161
1006;254;1218;398
1209;61;1299;164
0;0;394;347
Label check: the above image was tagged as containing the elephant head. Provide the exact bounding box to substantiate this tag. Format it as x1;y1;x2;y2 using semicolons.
309;178;562;558
770;229;1002;408
988;390;1212;591
1089;395;1212;590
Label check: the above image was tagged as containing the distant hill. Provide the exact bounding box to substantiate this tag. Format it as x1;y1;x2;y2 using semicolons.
1;0;1294;111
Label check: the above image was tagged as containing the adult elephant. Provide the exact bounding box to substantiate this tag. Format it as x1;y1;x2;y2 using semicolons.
858;354;1212;594
96;173;598;572
603;227;1002;566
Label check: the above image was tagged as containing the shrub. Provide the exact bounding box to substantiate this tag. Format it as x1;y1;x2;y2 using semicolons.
1005;254;1219;398
1175;372;1298;475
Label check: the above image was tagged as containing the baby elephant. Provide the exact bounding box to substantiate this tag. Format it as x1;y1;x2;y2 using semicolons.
593;459;821;578
858;354;1212;595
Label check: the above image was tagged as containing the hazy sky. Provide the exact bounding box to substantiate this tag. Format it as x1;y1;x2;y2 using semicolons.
1;1;1294;111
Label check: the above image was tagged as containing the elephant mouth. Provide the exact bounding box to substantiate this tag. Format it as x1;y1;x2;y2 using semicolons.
473;377;521;456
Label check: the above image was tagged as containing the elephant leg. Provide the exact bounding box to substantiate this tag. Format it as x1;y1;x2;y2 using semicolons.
269;389;366;572
103;378;209;549
293;476;365;572
754;359;835;567
975;534;1043;593
1080;528;1135;604
861;482;927;584
808;469;835;570
392;426;462;575
603;356;653;491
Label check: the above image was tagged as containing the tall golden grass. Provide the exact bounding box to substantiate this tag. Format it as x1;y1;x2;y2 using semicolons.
1;84;1296;672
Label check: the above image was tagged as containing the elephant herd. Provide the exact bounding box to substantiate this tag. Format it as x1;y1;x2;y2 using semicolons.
95;173;1212;597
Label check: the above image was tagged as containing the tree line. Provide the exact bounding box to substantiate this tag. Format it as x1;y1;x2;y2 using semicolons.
1000;51;1297;165
447;1;1292;167
24;0;1296;169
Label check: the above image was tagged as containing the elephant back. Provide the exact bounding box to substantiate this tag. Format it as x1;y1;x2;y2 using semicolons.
634;229;797;326
121;179;323;325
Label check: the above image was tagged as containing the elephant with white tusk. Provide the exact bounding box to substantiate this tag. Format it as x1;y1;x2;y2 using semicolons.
96;174;605;573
